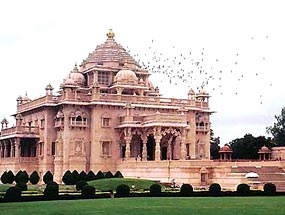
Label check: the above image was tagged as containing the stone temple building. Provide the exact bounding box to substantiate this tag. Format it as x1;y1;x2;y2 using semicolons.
1;29;285;190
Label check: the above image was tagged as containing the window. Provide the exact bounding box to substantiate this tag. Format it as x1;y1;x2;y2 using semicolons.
39;142;43;156
98;71;109;85
101;141;110;157
102;118;110;127
51;142;56;156
40;119;45;129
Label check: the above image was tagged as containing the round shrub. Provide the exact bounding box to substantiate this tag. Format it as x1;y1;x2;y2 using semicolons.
4;186;21;202
236;183;250;196
62;170;72;185
44;181;59;200
79;171;87;181
86;170;96;181
19;171;29;183
15;182;27;191
15;170;23;184
70;170;80;185
43;171;53;184
6;170;15;184
81;185;96;199
209;183;221;196
150;184;161;196
29;171;40;185
116;184;130;197
180;183;193;197
114;170;124;178
1;171;8;184
76;180;88;191
263;183;276;196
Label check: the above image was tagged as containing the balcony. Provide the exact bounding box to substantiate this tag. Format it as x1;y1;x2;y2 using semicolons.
0;126;39;139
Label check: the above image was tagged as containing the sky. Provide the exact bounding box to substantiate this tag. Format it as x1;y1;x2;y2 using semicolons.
0;0;284;144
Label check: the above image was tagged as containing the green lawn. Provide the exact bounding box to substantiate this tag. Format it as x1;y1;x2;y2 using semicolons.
1;196;285;215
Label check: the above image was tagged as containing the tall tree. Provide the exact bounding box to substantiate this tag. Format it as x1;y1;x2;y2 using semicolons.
210;129;220;159
266;107;285;146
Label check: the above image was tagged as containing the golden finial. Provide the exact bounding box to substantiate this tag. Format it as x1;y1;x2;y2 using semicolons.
106;28;115;39
72;63;79;73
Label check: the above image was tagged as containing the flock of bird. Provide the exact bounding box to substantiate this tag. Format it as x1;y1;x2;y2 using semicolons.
125;35;273;105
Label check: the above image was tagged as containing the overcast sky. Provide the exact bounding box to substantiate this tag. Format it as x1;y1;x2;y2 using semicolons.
0;0;284;144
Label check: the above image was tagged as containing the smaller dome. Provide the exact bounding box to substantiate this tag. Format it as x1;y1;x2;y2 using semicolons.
198;89;208;95
70;72;86;86
114;69;138;85
219;145;232;152
64;77;76;86
22;92;31;102
45;83;54;91
258;145;270;153
188;88;195;95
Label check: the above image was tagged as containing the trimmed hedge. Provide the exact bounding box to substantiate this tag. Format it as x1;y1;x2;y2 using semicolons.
263;183;276;196
87;170;96;181
43;171;53;184
81;185;96;199
180;183;193;197
150;184;161;196
114;171;124;178
44;181;59;200
209;183;221;196
236;183;250;196
29;171;40;185
76;180;88;191
15;182;27;191
115;184;130;197
4;186;21;202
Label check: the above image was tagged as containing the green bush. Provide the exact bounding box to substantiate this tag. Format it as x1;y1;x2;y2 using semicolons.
81;185;96;199
79;171;87;181
76;180;88;191
263;183;276;196
15;182;27;191
29;171;40;185
236;183;250;196
44;181;59;200
71;170;80;185
6;170;15;184
43;171;53;184
105;171;113;178
62;170;72;185
95;170;105;180
1;171;8;184
116;184;130;197
150;184;161;196
114;170;124;178
86;170;96;181
180;183;193;196
15;170;23;184
4;186;21;202
209;183;221;196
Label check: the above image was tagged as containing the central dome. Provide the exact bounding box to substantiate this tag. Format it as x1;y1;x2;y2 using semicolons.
114;69;138;85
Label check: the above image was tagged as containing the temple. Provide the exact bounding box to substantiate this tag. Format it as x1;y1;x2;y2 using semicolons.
1;29;285;190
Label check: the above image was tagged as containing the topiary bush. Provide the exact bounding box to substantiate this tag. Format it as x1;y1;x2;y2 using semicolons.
19;170;29;184
104;171;113;178
1;171;8;184
43;171;53;184
29;171;40;185
180;183;193;197
15;182;27;191
86;170;96;181
79;171;87;181
70;170;80;185
62;170;72;185
114;170;124;178
149;184;162;196
263;183;276;196
95;170;105;180
236;183;250;196
6;170;15;184
116;184;130;197
15;170;23;184
81;185;96;199
44;181;59;200
209;183;221;196
76;180;88;191
4;186;21;202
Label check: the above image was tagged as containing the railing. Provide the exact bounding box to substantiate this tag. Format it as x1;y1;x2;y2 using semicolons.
196;126;209;132
17;96;57;112
0;126;39;137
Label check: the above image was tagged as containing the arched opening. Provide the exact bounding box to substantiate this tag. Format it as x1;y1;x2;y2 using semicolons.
147;135;155;161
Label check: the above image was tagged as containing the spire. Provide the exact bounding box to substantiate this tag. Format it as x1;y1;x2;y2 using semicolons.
106;28;115;39
72;63;79;73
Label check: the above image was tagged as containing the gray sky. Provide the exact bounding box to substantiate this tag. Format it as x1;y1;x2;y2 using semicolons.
0;0;284;144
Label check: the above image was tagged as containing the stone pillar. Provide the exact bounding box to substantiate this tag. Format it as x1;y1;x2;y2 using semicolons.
10;140;15;157
0;142;3;158
14;138;20;158
154;127;162;161
141;134;147;161
4;141;8;158
124;128;132;160
180;128;187;160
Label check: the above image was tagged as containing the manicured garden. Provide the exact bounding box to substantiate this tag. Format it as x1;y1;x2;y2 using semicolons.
1;196;285;215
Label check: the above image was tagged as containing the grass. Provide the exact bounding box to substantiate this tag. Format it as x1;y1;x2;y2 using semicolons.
1;196;285;215
88;178;159;191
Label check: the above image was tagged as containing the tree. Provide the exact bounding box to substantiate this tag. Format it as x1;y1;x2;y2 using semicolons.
210;129;220;159
86;170;96;181
62;170;72;185
19;170;29;184
1;171;8;184
43;171;53;184
6;170;15;184
29;171;40;185
79;171;87;181
229;134;272;159
266;107;285;146
70;170;80;185
95;170;105;180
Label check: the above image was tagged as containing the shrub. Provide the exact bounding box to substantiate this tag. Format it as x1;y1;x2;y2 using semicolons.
114;170;124;178
29;171;40;185
43;171;53;184
6;170;15;184
15;170;23;184
62;170;72;185
263;183;276;196
4;186;21;202
116;184;130;197
95;170;105;180
180;183;193;197
209;183;221;196
70;170;80;185
1;171;8;184
86;170;96;181
236;183;250;196
105;171;113;178
19;170;29;183
79;171;87;181
150;184;161;196
76;180;88;191
81;185;96;199
15;182;27;191
44;181;59;200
